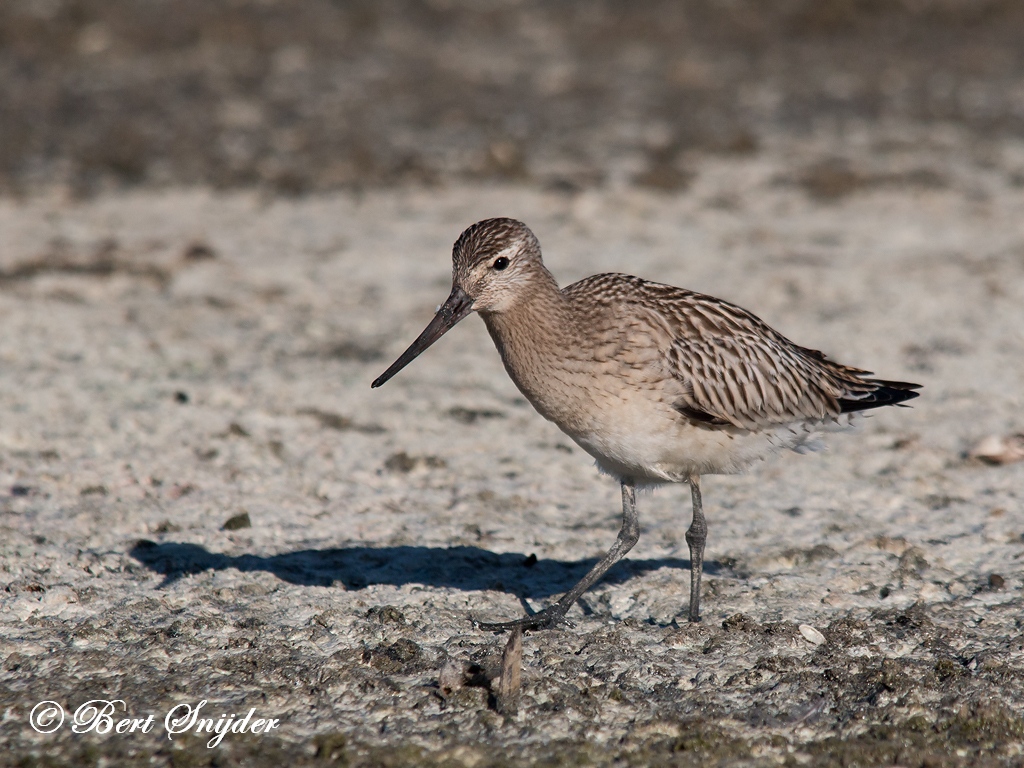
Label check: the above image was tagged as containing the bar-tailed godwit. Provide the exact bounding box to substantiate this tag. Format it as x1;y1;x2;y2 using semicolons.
372;218;920;630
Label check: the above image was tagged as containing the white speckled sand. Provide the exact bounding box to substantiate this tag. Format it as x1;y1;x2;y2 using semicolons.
2;129;1023;759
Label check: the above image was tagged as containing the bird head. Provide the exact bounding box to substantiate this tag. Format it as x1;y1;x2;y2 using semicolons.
371;218;543;388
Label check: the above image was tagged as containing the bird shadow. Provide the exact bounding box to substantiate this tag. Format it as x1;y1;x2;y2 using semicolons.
128;540;723;599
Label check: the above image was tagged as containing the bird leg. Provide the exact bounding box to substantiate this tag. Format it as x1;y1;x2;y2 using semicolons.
476;478;641;632
686;474;707;623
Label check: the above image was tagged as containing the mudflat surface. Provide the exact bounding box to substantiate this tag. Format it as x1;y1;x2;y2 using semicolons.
3;1;1024;766
3;0;1024;195
2;129;1024;765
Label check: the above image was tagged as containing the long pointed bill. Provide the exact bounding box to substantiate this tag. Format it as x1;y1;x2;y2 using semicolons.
371;286;474;388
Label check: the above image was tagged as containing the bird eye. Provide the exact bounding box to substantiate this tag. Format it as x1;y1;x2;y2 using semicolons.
492;257;509;271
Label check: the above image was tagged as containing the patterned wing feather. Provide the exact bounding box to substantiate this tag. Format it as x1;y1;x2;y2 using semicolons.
566;274;919;430
666;325;869;429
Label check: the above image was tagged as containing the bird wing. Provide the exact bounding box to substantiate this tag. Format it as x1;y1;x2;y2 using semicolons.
566;274;885;430
663;322;858;429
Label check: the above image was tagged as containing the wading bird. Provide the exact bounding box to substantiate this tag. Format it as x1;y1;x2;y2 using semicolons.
372;218;920;630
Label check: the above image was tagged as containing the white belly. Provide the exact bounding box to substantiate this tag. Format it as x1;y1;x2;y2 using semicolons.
563;406;792;483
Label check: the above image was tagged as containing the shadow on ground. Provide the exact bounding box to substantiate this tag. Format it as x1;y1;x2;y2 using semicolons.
128;540;709;599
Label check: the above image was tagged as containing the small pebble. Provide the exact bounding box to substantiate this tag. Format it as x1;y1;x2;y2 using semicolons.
969;433;1024;465
438;659;467;696
799;624;825;645
496;628;523;716
222;512;251;530
183;241;217;261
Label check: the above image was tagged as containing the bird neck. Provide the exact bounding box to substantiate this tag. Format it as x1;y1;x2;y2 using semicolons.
478;266;568;346
478;266;575;390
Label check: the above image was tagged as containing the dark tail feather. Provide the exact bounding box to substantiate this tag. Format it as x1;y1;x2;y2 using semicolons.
839;380;921;413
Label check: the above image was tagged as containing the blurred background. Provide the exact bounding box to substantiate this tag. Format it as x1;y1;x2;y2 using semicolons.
2;0;1023;197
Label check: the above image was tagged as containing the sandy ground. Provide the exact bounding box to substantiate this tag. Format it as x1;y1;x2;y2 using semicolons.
1;127;1024;765
5;0;1024;196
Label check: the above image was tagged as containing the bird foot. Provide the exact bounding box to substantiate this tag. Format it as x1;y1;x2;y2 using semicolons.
473;606;573;633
